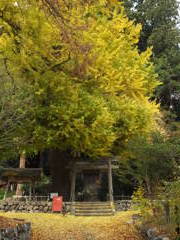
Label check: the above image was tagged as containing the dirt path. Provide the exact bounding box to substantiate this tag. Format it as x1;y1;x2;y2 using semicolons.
0;211;142;240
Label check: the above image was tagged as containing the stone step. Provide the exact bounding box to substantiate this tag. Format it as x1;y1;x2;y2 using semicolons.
74;206;112;210
75;212;114;216
73;202;111;204
73;203;112;206
73;204;111;206
75;209;113;213
71;201;115;216
72;203;112;207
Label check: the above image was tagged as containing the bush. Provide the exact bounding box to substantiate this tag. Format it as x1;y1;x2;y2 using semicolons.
0;189;15;200
132;181;180;238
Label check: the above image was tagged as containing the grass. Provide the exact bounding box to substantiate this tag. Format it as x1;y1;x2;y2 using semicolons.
0;211;142;240
0;189;14;200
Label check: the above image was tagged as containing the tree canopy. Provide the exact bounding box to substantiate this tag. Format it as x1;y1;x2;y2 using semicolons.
0;0;160;158
124;0;180;116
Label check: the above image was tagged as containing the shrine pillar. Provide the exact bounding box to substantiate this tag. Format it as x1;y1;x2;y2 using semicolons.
70;166;76;202
108;159;114;202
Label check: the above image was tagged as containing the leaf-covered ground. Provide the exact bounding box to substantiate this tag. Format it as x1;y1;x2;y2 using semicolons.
0;211;142;240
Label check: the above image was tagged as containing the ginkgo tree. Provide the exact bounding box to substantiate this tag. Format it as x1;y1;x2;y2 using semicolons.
0;0;160;158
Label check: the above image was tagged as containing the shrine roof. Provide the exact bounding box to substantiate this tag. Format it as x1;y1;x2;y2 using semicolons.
0;168;42;183
67;158;119;170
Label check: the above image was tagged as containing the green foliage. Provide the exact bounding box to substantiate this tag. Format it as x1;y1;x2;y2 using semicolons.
124;0;180;117
124;0;179;54
132;181;180;236
131;186;151;216
0;189;4;200
22;175;52;197
34;175;52;195
0;63;35;160
163;180;180;226
118;133;180;194
0;189;14;200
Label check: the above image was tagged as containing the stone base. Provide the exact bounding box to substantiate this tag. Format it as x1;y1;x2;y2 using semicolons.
0;218;31;240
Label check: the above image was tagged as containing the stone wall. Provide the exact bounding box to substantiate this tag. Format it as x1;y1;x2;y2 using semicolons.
114;200;132;211
140;226;170;240
0;199;132;213
0;220;31;240
0;200;52;213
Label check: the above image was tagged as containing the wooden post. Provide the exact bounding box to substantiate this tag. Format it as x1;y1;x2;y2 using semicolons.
70;166;76;215
29;183;32;200
32;182;35;196
4;181;10;200
70;167;76;202
108;159;114;202
16;152;26;196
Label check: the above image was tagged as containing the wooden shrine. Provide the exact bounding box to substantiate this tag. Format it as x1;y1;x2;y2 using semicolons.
0;168;42;199
67;158;118;202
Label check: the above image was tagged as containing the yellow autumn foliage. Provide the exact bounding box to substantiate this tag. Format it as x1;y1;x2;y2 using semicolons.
0;211;142;240
0;0;161;156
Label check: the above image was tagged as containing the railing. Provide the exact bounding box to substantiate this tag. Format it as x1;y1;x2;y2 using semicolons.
10;195;132;202
12;195;50;201
73;194;132;201
113;195;132;200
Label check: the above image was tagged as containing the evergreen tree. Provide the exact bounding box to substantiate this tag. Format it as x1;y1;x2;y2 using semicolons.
118;133;180;194
124;0;180;116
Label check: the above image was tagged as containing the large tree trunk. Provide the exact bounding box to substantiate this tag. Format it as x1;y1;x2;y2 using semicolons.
48;150;71;201
16;152;26;196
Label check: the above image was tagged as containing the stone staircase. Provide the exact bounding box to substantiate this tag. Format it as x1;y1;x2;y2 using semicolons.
71;202;115;216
